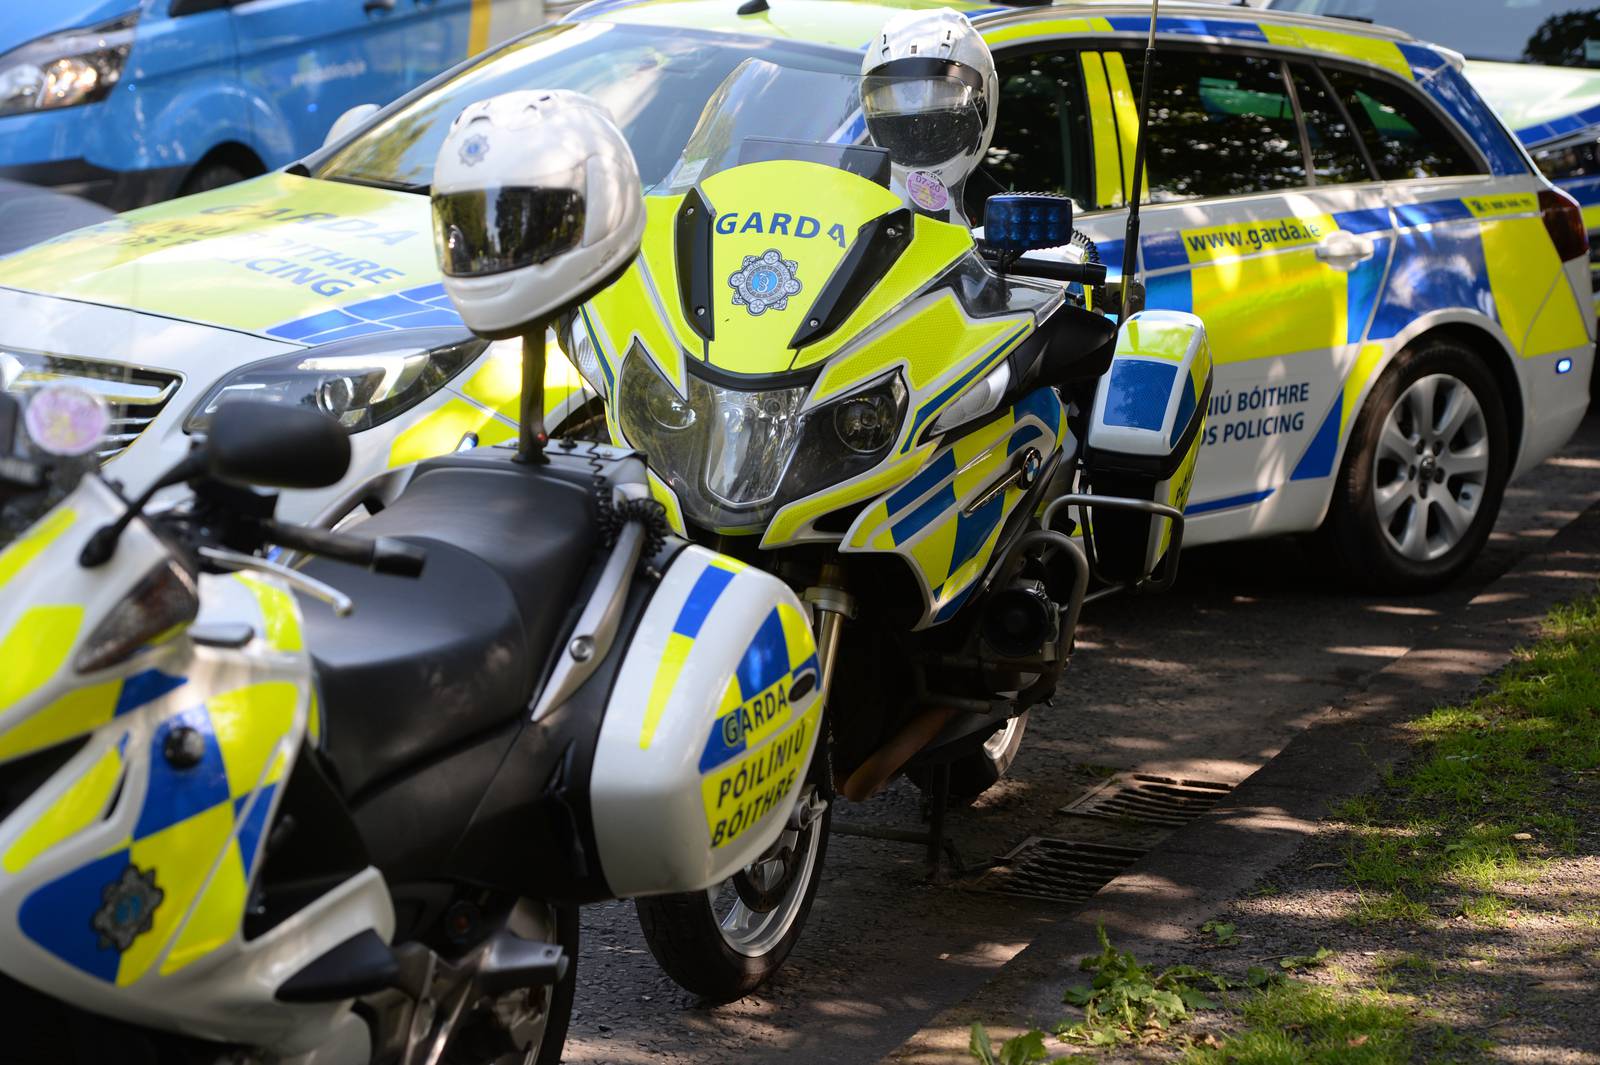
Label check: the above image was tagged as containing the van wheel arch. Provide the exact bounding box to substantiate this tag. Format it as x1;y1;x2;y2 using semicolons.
179;144;268;197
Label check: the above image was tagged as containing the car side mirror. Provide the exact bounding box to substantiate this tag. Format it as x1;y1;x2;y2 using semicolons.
206;402;351;489
323;104;380;150
983;193;1075;258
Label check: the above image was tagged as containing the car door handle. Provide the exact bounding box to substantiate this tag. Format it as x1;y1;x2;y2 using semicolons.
364;0;396;13
1315;230;1375;270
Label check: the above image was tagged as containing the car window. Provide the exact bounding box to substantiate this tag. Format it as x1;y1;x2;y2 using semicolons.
1290;65;1372;185
1116;49;1308;202
979;50;1096;217
1267;0;1600;69
1323;68;1482;180
314;22;860;191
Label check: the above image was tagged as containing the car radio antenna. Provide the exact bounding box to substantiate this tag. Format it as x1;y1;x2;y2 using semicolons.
1118;0;1159;324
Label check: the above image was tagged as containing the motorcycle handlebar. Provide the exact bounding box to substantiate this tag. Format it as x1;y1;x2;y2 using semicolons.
1008;256;1109;287
263;521;426;578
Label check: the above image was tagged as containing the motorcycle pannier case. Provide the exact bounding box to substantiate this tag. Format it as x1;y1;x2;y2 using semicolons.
588;546;823;898
1083;310;1212;582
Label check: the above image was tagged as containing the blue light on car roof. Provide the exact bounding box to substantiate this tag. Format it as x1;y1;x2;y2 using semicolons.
1557;357;1574;375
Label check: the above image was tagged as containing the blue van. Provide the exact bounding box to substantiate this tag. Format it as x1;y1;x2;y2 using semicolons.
0;0;547;209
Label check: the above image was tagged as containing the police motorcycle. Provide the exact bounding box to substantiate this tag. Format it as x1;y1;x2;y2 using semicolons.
0;93;827;1064
512;9;1216;1002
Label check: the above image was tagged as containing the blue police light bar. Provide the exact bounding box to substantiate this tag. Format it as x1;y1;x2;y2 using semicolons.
1557;357;1574;374
983;193;1074;256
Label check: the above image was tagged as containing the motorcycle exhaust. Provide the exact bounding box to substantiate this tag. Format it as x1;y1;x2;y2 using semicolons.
839;704;960;802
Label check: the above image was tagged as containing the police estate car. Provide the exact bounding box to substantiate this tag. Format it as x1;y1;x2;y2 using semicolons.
0;0;1590;591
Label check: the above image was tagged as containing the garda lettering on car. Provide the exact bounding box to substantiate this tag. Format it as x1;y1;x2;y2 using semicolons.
699;604;821;849
715;211;850;249
1179;215;1333;262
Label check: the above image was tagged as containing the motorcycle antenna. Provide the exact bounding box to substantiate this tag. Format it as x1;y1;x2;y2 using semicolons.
1118;0;1160;324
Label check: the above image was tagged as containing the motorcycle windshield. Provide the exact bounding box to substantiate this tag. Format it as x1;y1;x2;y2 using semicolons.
601;60;988;533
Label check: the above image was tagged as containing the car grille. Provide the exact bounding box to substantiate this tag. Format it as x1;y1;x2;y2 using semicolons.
0;349;181;464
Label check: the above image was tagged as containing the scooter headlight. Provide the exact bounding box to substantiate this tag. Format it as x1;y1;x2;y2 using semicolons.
0;15;136;118
185;328;485;435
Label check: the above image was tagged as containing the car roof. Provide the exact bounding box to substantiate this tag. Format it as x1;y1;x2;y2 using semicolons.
567;0;1426;56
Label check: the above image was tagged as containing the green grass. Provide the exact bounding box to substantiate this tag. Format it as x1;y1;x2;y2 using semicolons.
1336;593;1600;928
1181;981;1414;1065
968;593;1600;1064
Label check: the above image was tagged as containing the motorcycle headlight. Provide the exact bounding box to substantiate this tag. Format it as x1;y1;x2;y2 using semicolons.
0;15;136;119
617;346;905;531
185;329;483;435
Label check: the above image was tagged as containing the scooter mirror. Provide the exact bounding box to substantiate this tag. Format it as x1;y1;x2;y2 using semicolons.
323;104;380;150
206;401;352;490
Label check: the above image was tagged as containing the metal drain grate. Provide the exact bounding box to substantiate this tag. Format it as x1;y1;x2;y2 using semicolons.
976;838;1145;904
1061;774;1234;829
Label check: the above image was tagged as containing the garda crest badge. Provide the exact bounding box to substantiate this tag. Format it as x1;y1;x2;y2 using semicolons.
728;249;802;316
459;133;490;167
91;865;164;953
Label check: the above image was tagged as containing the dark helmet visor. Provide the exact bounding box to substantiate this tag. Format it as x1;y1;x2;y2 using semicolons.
432;186;587;278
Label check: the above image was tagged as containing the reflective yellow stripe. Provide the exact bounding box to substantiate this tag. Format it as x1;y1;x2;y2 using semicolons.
1081;54;1123;210
0;507;74;591
468;0;492;54
386;397;516;469
1342;342;1387;433
639;632;694;749
1102;52;1146;205
1119;316;1196;362
1258;24;1414;82
3;743;123;874
647;470;688;537
209;682;298;799
982;16;1113;47
160;844;248;976
235;575;302;654
0;605;84;714
121;804;234;985
0;681;118;762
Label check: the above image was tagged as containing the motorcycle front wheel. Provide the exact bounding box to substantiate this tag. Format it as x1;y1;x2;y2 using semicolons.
635;789;830;1003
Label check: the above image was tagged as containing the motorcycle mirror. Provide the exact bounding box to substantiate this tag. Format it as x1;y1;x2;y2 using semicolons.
323;103;380;150
205;402;352;490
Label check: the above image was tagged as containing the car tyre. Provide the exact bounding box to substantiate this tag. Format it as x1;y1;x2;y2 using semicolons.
1324;338;1509;592
180;161;249;196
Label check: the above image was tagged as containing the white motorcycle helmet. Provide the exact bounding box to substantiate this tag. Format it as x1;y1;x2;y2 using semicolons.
861;9;999;225
432;90;645;338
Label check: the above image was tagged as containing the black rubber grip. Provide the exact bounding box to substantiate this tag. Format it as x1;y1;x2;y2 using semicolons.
1010;256;1108;287
371;537;427;578
265;521;424;577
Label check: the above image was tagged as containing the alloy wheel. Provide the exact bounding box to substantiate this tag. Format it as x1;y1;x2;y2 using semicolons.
1370;373;1490;563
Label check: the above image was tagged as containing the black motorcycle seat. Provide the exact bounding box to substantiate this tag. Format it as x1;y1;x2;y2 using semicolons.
300;455;599;798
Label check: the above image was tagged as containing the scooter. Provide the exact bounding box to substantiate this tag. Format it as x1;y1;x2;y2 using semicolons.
0;93;824;1065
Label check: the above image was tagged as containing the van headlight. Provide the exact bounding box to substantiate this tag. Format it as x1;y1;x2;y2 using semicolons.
0;15;136;118
185;329;484;434
618;347;905;531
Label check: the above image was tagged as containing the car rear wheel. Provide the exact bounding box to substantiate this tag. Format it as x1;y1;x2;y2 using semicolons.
1325;338;1509;592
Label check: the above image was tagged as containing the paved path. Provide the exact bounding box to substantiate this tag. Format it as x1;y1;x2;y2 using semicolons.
564;411;1600;1064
